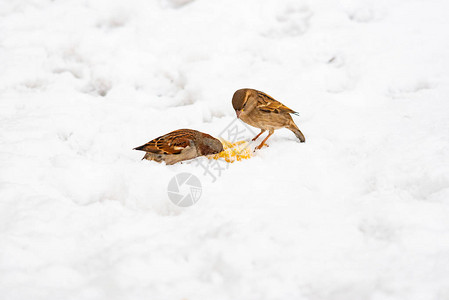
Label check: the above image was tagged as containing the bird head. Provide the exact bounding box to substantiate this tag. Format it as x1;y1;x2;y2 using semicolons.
199;134;224;155
232;89;252;119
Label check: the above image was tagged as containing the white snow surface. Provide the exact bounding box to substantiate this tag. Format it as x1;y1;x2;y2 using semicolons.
1;0;449;299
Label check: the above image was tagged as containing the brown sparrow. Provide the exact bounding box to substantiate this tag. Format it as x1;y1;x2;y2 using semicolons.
232;88;306;149
134;129;224;165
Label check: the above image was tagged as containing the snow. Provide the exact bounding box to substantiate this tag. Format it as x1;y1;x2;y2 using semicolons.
1;0;449;299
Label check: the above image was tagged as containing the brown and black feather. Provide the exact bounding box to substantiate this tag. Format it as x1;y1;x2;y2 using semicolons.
134;129;223;164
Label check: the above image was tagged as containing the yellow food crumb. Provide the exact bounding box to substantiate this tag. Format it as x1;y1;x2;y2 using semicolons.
208;139;252;163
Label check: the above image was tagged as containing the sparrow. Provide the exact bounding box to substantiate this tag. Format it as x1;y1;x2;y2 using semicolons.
232;88;306;149
133;129;224;165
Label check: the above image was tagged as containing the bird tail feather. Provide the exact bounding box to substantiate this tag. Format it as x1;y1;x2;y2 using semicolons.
288;122;305;143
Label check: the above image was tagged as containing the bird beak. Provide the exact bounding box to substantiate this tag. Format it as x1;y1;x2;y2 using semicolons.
236;110;241;119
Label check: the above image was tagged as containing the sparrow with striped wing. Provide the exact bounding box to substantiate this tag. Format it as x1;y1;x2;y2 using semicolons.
134;129;223;165
232;88;305;149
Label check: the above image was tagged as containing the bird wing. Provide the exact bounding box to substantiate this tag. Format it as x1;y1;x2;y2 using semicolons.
134;129;193;154
255;91;298;115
